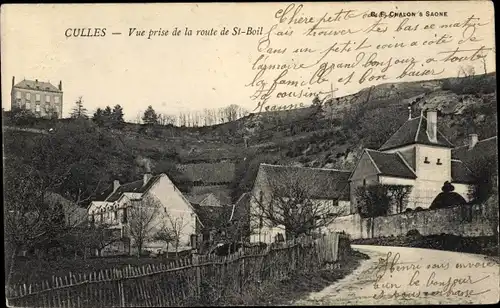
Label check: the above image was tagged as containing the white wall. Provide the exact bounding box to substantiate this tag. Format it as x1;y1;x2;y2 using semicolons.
148;175;197;251
415;145;451;182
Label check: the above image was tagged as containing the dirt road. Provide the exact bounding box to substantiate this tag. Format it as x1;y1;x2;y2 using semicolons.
293;245;499;305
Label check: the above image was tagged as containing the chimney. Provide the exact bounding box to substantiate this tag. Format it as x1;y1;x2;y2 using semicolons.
59;81;62;91
35;79;38;83
12;76;15;87
143;173;152;186
468;134;478;150
113;180;120;192
408;105;412;120
426;109;437;143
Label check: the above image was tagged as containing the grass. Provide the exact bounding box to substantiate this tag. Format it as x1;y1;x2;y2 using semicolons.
351;234;499;257
218;250;370;306
8;255;170;286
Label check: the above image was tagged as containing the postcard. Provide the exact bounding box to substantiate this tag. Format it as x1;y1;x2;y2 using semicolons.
2;1;498;307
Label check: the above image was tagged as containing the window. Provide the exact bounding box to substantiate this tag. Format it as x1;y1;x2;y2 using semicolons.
114;210;118;220
45;95;51;103
436;158;442;165
35;104;40;112
16;91;21;99
26;93;31;100
55;96;60;103
122;208;128;223
424;157;430;164
363;179;367;186
25;102;31;110
35;94;41;101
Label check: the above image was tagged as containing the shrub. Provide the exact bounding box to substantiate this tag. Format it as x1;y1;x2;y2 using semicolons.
406;229;421;237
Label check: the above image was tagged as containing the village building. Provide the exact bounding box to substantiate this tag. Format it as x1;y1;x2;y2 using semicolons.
349;110;478;213
10;77;63;118
177;162;235;207
249;164;351;243
87;173;201;256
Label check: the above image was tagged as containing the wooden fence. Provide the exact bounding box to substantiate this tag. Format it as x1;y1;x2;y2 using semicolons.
6;232;348;307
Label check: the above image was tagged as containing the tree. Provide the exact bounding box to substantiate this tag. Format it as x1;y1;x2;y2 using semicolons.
127;195;161;257
387;185;413;213
111;105;125;128
354;183;412;237
7;107;36;126
92;108;105;126
153;226;176;254
251;167;347;239
70;97;88;119
64;222;122;258
165;214;190;257
467;156;498;204
4;161;59;285
142;105;158;125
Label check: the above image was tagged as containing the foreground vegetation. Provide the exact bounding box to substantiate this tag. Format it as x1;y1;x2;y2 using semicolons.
211;250;370;306
351;233;498;257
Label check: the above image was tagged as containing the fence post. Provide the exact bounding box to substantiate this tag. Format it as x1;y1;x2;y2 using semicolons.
118;273;126;307
239;249;245;294
193;254;201;297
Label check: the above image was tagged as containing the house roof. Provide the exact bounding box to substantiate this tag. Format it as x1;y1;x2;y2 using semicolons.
365;149;417;179
452;136;498;163
105;175;161;202
177;162;236;184
451;160;476;184
14;79;61;93
187;186;232;206
192;204;232;230
259;164;351;200
379;116;454;151
230;192;251;221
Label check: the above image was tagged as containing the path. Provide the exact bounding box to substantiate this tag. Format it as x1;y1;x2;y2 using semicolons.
293;245;499;305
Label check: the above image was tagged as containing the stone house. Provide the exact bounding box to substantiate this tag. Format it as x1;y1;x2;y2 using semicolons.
87;173;201;256
10;77;63;118
349;110;477;213
249;164;351;243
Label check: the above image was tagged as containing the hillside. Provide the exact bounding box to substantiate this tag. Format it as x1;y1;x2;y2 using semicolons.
3;73;497;203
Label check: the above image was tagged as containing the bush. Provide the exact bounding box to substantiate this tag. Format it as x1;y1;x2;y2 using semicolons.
406;229;421;237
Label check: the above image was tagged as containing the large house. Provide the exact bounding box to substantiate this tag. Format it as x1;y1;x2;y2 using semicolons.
349;109;477;213
11;77;63;119
249;164;351;243
88;173;201;256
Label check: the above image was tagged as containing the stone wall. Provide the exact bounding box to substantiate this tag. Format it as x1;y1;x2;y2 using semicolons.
328;201;496;239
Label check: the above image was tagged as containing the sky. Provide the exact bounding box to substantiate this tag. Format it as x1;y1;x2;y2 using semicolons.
1;2;496;123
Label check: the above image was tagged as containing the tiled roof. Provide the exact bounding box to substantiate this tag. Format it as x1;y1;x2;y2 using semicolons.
365;149;417;179
230;192;251;222
379;116;454;151
14;79;61;93
192;204;232;230
452;136;498;163
451;160;476;184
105;175;161;202
259;164;351;200
91;184;114;202
177;162;236;184
189;186;232;205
